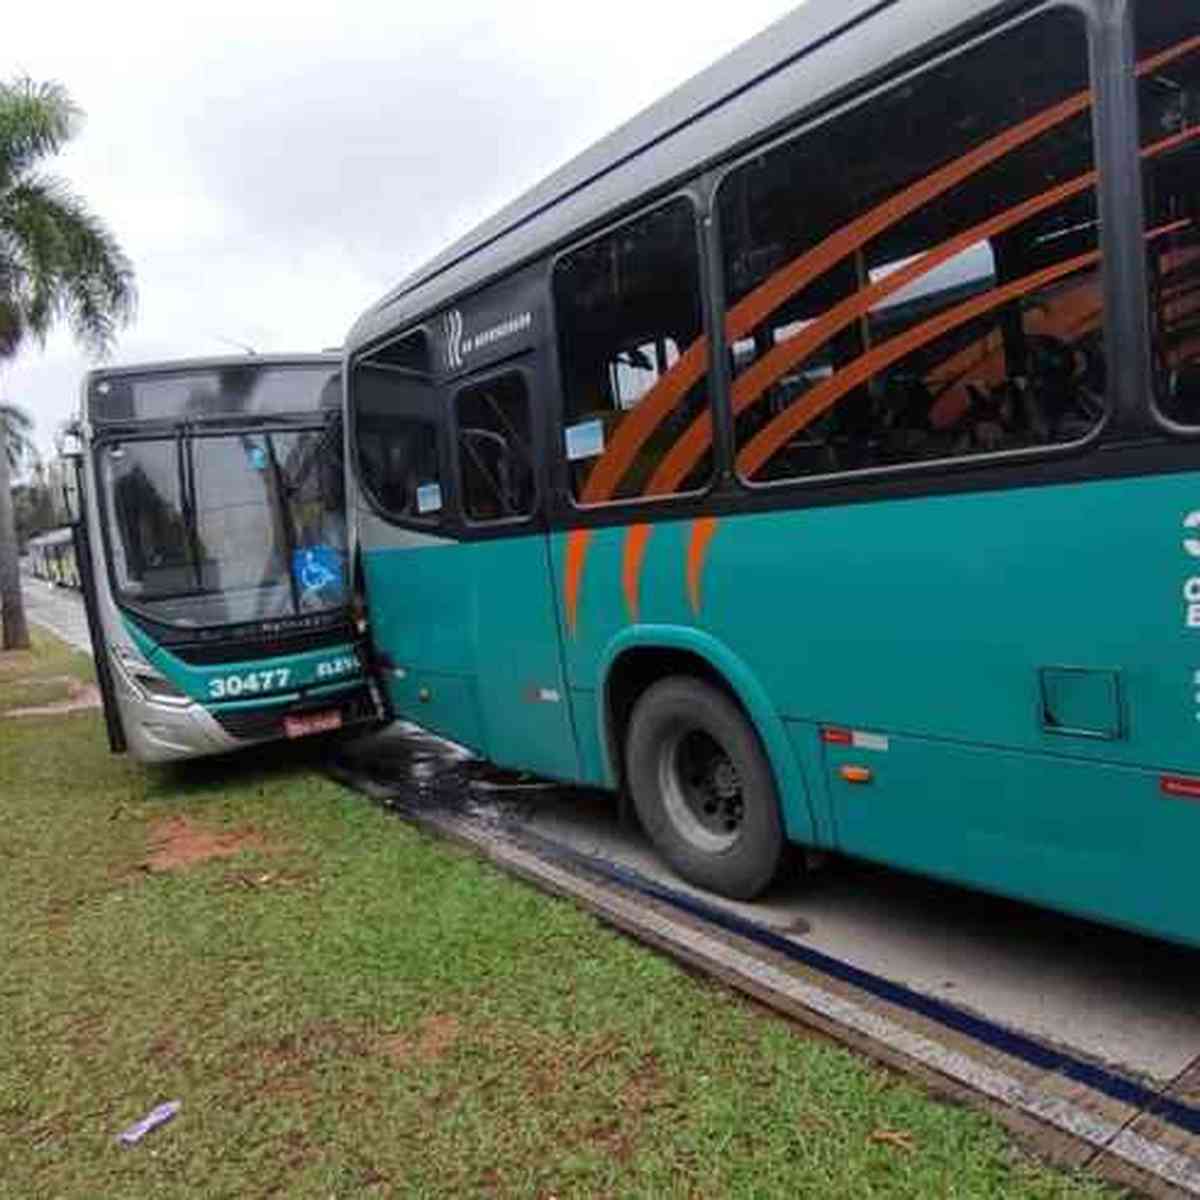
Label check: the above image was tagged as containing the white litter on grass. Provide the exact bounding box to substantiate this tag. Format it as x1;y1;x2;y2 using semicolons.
117;1101;180;1146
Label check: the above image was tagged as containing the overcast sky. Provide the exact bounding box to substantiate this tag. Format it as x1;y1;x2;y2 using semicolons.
4;0;801;461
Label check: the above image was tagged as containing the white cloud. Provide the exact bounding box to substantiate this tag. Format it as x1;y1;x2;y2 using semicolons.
3;0;801;455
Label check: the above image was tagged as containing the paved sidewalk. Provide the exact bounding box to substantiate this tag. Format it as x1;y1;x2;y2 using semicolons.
20;576;93;656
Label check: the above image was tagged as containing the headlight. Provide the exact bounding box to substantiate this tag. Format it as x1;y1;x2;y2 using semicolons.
113;643;190;705
132;671;188;701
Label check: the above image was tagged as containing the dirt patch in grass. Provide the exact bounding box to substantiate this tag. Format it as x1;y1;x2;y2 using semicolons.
5;675;100;717
143;816;270;873
379;1014;462;1067
0;650;36;676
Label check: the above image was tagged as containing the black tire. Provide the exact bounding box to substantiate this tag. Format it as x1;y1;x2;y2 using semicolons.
625;676;786;900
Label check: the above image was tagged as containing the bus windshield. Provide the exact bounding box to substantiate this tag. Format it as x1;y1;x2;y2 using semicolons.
101;423;348;627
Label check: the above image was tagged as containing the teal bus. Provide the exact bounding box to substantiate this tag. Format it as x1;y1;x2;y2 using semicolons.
345;0;1200;945
76;355;375;763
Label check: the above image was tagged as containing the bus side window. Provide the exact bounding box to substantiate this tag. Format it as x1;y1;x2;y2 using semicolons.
716;5;1106;486
553;198;712;505
351;330;446;522
454;373;536;523
1134;2;1200;426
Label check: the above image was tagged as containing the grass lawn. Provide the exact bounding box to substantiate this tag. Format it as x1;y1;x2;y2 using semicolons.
0;629;1120;1198
0;628;95;713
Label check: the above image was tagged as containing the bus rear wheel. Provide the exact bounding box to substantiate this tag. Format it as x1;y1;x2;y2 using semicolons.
625;676;785;901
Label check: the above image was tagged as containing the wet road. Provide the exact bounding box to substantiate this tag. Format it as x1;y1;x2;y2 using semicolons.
21;575;93;655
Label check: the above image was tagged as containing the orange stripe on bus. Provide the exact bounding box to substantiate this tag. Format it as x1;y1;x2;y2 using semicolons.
687;517;720;615
598;34;1198;508
579;66;1115;511
721;95;1094;342
627;169;1101;514
1138;35;1200;78
622;524;652;622
616;128;1195;626
736;253;1104;477
639;123;1200;502
579;339;709;505
590;39;1198;512
563;527;592;635
736;221;1191;479
731;173;1098;409
563;38;1200;633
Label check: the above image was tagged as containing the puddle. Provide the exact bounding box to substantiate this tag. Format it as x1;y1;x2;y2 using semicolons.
332;723;550;832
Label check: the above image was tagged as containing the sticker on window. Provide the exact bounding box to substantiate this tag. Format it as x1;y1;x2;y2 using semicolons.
292;545;347;610
416;482;444;514
565;419;605;462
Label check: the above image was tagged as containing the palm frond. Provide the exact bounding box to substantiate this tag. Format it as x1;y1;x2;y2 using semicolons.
0;402;34;434
0;294;22;358
0;401;36;471
0;174;136;357
0;78;78;192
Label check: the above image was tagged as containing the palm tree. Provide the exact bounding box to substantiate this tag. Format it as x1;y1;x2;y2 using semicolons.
0;77;135;650
1;402;35;472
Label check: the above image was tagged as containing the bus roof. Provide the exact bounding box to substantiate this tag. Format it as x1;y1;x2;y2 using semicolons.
346;0;1005;354
82;353;343;426
84;352;340;386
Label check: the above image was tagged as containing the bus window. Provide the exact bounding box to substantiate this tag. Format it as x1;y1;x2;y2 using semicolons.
454;373;536;522
553;198;712;505
191;435;293;619
716;6;1107;486
352;331;445;521
103;439;194;599
188;426;348;622
1135;3;1200;426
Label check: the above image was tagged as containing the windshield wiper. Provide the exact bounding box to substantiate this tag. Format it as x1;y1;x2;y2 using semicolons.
179;427;203;590
262;433;303;616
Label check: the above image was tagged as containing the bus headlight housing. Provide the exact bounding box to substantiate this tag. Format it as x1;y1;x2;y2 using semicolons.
113;643;190;706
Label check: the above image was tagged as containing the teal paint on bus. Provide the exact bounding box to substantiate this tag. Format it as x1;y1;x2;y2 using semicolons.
121;615;364;706
362;534;579;781
204;681;362;712
568;688;606;784
535;472;1200;944
819;727;1200;946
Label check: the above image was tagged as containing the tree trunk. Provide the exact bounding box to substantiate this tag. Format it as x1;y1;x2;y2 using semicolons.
0;413;31;651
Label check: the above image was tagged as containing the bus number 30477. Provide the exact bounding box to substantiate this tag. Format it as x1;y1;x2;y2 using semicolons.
209;669;292;699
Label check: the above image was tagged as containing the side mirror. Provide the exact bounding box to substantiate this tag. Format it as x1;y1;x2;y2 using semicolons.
53;425;84;524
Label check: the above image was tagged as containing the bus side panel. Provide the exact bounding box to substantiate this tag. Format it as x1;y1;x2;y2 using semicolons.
362;536;486;753
697;476;1194;770
468;534;581;782
362;530;579;780
697;472;1200;945
818;728;1199;945
551;470;1200;945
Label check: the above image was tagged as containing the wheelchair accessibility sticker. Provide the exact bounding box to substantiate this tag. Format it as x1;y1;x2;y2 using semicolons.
292;545;346;609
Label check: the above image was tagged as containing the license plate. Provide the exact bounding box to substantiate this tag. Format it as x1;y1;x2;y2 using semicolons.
284;710;343;739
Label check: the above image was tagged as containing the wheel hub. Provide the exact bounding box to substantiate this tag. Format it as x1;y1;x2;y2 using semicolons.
659;728;746;853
